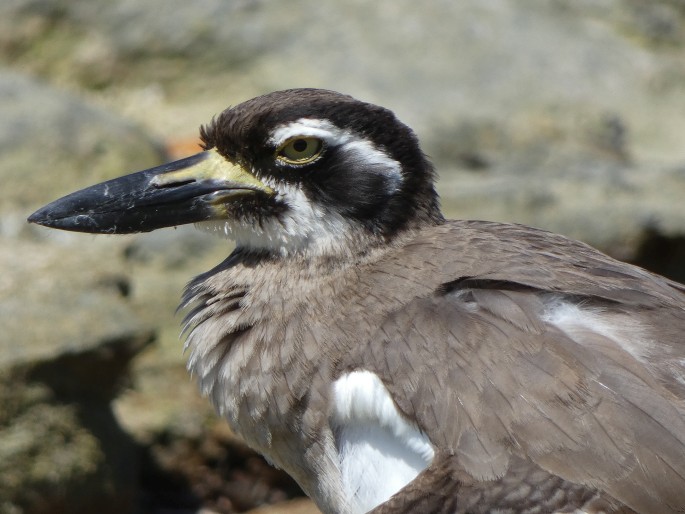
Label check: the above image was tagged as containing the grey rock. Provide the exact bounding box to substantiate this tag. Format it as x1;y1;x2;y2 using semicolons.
0;69;163;216
0;0;283;87
431;106;685;261
0;239;148;377
0;380;130;514
4;0;684;261
123;225;220;268
0;236;154;514
438;163;685;262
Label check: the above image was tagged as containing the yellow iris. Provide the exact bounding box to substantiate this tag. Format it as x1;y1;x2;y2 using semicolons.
276;137;324;165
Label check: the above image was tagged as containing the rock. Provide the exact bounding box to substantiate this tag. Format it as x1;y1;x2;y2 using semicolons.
4;0;684;266
1;237;148;382
123;225;220;269
0;236;154;514
244;498;320;514
424;105;685;265
133;420;305;514
0;69;163;226
0;0;281;88
631;228;685;285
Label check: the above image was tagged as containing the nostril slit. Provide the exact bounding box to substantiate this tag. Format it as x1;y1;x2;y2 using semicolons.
152;178;196;188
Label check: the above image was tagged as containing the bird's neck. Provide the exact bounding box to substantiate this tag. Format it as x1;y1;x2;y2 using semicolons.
180;232;433;507
180;252;355;507
198;201;445;260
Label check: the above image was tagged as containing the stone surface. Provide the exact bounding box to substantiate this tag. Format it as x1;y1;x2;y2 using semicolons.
1;237;145;377
437;162;685;263
0;1;684;513
0;236;154;514
4;1;685;262
0;69;163;217
244;498;319;514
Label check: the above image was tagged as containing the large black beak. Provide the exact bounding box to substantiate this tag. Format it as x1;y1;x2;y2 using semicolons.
28;149;274;234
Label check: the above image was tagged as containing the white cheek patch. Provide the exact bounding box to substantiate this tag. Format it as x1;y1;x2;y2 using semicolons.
197;118;407;256
332;370;435;513
270;118;404;195
196;182;355;257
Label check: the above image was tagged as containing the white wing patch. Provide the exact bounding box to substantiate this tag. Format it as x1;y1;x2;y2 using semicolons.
332;370;435;513
542;299;653;364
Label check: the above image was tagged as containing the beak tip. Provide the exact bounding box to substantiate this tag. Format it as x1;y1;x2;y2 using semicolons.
28;202;69;228
27;206;98;233
27;208;49;226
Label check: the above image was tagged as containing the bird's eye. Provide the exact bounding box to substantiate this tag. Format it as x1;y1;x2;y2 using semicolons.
276;137;324;165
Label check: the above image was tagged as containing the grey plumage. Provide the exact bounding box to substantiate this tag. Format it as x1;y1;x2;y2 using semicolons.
182;220;685;513
28;89;685;513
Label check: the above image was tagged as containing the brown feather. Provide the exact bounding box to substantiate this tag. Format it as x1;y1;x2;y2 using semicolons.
183;220;685;513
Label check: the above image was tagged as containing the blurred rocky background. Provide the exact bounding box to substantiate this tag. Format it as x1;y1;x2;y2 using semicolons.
1;0;684;513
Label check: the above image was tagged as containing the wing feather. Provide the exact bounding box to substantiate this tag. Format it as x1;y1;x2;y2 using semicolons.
348;220;685;512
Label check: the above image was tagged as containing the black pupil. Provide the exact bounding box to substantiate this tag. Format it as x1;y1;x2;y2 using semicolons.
292;139;308;153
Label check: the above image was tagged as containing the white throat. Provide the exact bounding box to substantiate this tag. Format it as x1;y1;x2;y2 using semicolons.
196;183;358;258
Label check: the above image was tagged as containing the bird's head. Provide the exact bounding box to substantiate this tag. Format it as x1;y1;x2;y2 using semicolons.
29;89;443;258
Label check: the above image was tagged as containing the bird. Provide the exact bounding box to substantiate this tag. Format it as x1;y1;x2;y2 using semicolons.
29;88;685;514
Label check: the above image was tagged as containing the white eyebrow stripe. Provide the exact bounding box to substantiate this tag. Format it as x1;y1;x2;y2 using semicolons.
338;139;404;193
269;118;403;193
269;118;353;147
